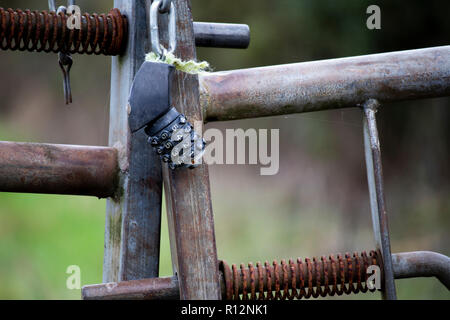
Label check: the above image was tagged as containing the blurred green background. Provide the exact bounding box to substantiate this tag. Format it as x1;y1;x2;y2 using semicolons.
0;0;449;299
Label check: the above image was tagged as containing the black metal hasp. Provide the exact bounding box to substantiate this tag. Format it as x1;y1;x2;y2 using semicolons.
128;62;174;133
128;62;205;170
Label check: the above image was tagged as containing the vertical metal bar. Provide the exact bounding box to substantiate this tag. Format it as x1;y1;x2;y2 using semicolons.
362;99;397;300
48;1;56;12
160;0;222;299
103;0;163;282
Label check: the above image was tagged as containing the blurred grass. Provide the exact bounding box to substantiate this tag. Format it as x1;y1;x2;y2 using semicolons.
0;193;105;299
0;192;173;299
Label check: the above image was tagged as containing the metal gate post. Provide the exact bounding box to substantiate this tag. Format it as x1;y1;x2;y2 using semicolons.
159;0;222;299
362;99;397;299
103;0;163;282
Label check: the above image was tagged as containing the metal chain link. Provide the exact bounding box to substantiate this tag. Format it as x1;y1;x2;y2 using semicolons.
150;0;177;57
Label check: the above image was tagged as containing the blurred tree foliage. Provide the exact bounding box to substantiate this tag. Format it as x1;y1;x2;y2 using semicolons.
193;0;450;230
192;0;450;191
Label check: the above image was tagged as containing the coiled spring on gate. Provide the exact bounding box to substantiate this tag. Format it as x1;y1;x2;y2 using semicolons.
0;7;127;55
220;250;382;300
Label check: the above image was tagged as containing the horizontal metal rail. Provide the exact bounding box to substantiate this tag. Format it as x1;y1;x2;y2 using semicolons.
199;46;450;122
82;276;179;300
194;22;250;49
0;142;118;198
392;251;450;290
83;276;180;300
82;251;450;300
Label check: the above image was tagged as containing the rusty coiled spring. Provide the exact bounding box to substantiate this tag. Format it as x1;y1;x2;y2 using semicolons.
0;7;127;55
219;250;382;300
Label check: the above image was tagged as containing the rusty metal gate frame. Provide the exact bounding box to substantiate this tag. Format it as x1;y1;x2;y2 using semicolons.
0;0;449;300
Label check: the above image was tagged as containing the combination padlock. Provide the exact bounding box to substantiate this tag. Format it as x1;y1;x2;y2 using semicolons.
128;61;206;169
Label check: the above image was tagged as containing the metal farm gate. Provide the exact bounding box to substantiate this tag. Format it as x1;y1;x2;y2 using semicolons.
0;0;449;300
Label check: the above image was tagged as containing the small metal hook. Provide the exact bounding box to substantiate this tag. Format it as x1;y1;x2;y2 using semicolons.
58;52;73;104
49;0;75;104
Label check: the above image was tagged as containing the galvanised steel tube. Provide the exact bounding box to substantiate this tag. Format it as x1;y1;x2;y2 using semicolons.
0;141;118;198
199;46;450;122
194;22;250;49
392;251;450;290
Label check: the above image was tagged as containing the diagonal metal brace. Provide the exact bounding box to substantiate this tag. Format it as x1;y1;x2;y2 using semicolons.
362;99;397;300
